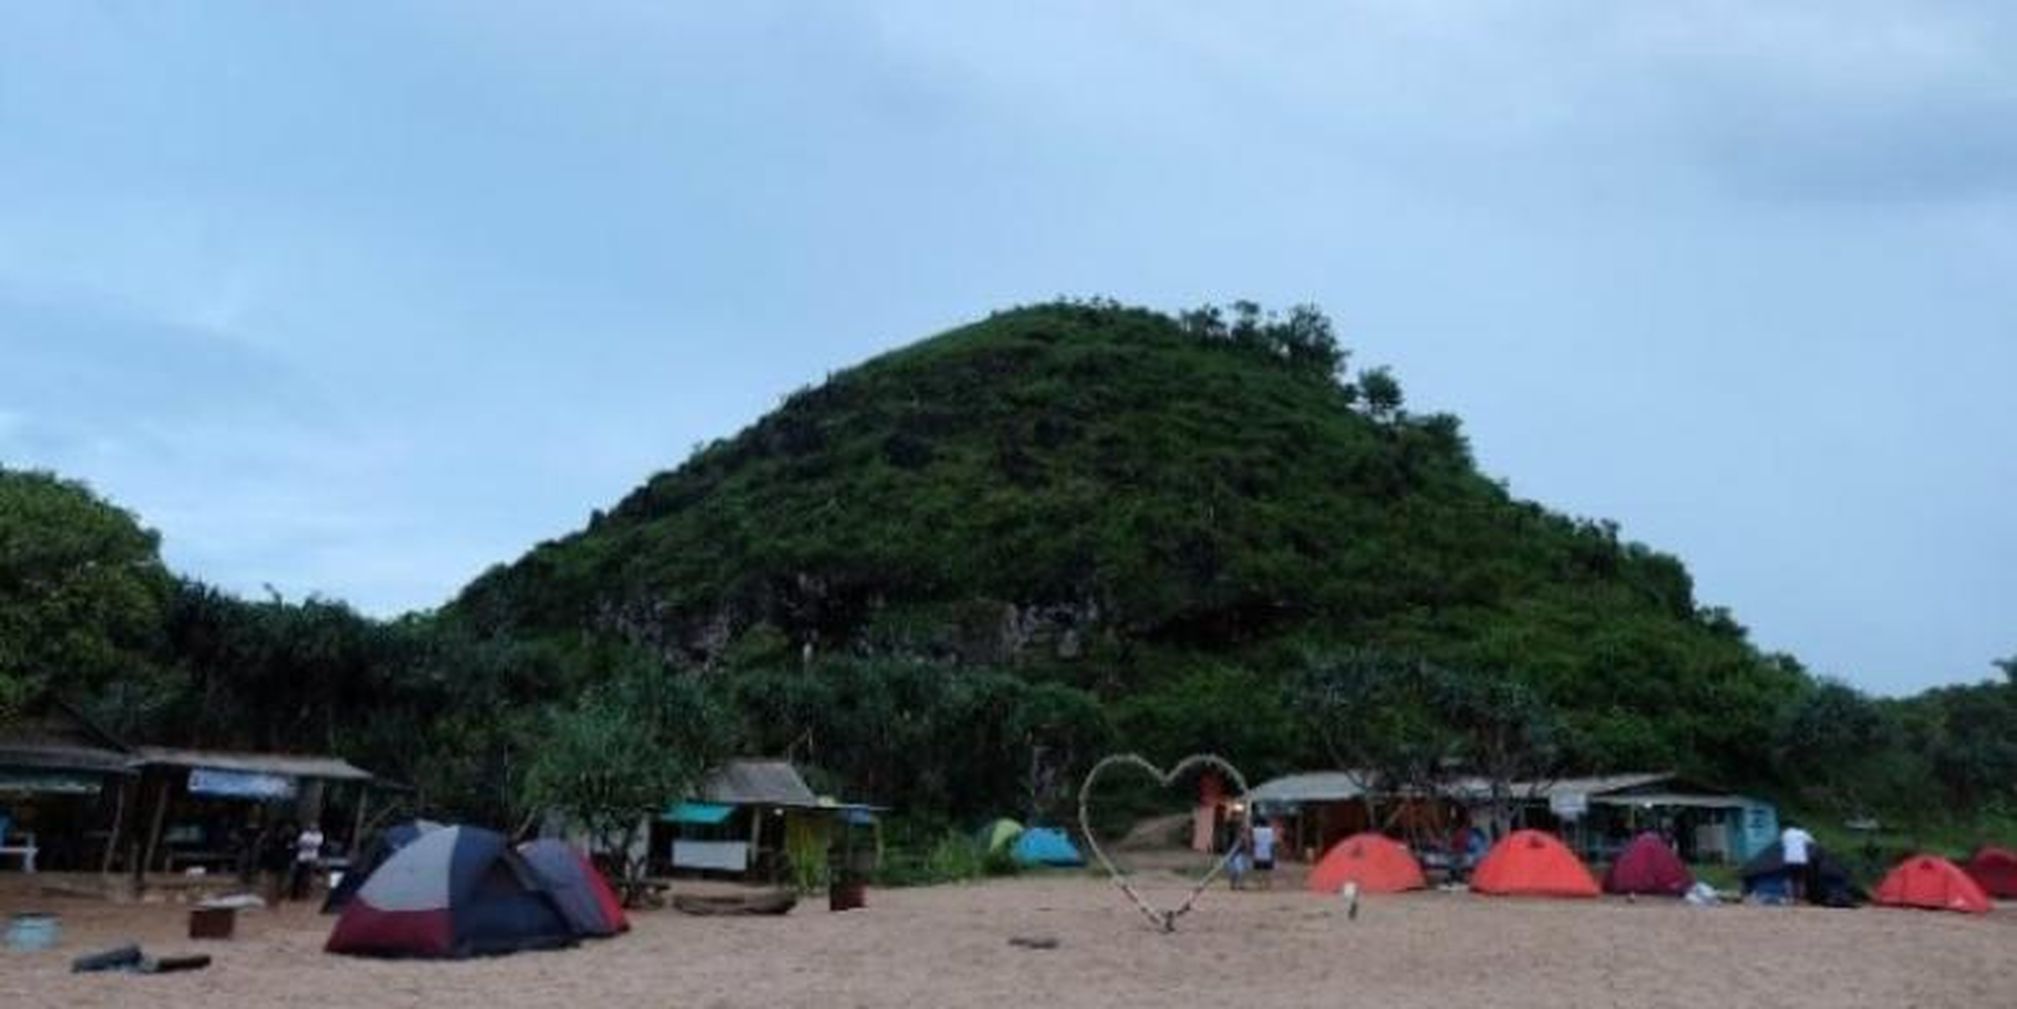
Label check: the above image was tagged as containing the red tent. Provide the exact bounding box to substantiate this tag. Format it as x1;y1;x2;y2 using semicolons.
1963;846;2017;899
1874;855;1992;915
1603;832;1694;896
1307;833;1426;894
1472;830;1599;898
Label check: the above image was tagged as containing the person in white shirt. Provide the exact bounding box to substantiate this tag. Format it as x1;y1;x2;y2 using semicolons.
1779;822;1814;903
291;822;325;901
1251;817;1277;889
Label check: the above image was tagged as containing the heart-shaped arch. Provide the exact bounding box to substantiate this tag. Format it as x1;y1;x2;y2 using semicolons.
1077;752;1251;932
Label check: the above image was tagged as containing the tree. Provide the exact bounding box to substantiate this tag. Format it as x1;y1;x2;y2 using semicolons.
1771;679;1898;813
0;468;172;726
1274;303;1346;377
1296;650;1566;837
1435;668;1566;836
1357;367;1404;422
1294;649;1462;837
520;663;728;890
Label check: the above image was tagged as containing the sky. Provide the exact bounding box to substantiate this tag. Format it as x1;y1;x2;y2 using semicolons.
2;2;2011;695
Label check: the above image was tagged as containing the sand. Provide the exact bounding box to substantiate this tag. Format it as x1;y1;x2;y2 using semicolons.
4;874;2012;1009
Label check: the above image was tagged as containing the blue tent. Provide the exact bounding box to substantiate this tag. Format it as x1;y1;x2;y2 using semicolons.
1739;841;1863;907
1011;826;1084;867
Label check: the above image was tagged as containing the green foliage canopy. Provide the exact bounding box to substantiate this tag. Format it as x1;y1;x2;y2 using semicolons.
0;467;171;726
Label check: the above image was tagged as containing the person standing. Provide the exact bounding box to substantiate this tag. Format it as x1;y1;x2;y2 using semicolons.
1251;815;1277;890
291;820;325;901
258;822;294;905
1779;821;1814;904
1226;824;1251;891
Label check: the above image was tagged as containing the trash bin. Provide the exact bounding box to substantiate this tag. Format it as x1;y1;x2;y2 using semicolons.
828;876;866;912
188;907;235;940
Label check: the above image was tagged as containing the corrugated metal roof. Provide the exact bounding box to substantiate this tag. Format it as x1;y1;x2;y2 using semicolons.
1589;792;1758;810
136;746;373;782
696;759;817;806
1249;771;1371;804
0;743;137;775
1528;773;1674;797
1248;770;1725;805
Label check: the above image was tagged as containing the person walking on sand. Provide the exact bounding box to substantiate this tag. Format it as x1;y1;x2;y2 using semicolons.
1780;821;1814;904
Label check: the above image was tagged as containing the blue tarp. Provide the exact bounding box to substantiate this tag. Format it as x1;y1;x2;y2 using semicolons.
663;801;735;825
1011;826;1084;867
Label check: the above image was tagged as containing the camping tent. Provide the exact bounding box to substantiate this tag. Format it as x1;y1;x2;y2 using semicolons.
976;818;1025;854
1963;846;2017;898
1471;830;1600;898
326;825;577;958
323;819;444;913
517;839;629;937
1873;854;1992;915
1739;841;1863;907
1011;826;1083;867
1307;832;1425;894
1603;832;1694;896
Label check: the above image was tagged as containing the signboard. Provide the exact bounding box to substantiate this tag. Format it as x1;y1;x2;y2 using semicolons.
1549;791;1589;820
671;839;750;872
188;767;297;800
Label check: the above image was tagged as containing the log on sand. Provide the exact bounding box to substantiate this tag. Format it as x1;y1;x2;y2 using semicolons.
670;891;800;916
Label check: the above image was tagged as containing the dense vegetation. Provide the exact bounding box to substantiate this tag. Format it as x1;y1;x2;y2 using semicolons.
3;301;2011;847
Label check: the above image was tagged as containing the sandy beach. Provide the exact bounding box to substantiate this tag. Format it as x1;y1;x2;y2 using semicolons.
4;873;2011;1009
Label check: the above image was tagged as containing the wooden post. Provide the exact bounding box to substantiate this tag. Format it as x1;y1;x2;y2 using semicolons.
100;777;129;874
349;785;369;857
141;777;172;876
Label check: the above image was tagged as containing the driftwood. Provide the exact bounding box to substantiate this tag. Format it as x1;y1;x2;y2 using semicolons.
71;945;212;974
670;891;799;917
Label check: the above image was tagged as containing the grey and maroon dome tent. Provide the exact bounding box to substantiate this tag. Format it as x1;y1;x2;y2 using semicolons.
517;838;629;937
325;825;577;958
323;819;443;913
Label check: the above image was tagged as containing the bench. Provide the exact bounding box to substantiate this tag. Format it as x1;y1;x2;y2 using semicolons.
0;816;36;874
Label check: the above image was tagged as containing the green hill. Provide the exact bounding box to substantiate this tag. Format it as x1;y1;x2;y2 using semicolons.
450;300;1803;783
8;301;2010;835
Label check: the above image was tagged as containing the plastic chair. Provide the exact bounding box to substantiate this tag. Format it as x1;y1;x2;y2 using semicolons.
0;813;39;873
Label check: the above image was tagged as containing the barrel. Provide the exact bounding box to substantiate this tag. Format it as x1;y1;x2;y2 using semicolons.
5;912;60;952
